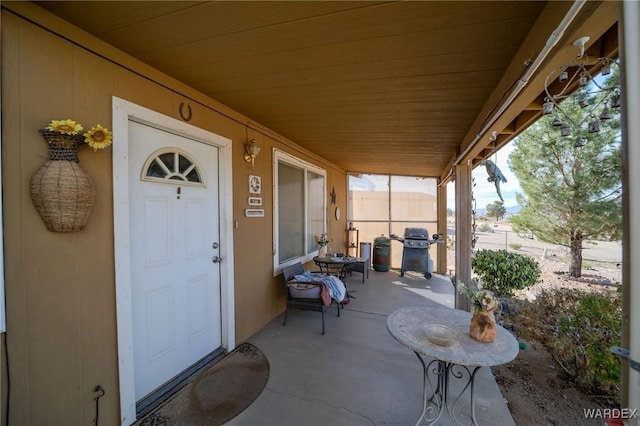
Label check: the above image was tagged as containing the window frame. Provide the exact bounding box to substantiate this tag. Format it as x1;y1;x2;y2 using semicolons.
273;149;326;275
140;147;206;186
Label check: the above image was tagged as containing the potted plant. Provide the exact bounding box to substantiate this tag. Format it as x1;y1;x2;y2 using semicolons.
458;281;499;343
314;233;331;257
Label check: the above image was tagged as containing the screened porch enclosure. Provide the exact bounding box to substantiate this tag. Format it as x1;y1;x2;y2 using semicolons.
347;174;439;270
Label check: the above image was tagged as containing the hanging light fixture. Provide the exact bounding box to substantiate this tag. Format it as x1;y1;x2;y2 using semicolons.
599;106;612;121
559;66;569;82
578;72;589;87
577;94;589;108
610;91;621;108
542;36;621;148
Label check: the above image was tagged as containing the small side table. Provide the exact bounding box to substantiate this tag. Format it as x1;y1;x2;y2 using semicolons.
387;306;519;426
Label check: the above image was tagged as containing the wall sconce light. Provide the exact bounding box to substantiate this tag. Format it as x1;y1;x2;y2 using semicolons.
243;139;261;169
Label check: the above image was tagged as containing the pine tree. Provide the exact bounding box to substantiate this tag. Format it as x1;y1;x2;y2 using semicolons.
508;75;621;278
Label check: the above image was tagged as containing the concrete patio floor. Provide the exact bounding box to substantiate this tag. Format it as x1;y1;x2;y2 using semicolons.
227;267;517;426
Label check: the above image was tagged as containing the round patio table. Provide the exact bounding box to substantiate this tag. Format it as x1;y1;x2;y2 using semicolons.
387;305;519;426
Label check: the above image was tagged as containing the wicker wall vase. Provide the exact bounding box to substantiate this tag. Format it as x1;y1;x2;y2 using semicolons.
30;130;97;232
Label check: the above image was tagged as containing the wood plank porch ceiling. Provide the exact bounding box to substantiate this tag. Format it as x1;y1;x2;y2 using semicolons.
35;1;618;179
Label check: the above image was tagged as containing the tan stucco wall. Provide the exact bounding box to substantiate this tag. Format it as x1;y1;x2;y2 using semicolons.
1;6;347;425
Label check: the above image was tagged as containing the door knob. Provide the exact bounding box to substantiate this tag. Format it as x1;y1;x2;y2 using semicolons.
212;255;222;263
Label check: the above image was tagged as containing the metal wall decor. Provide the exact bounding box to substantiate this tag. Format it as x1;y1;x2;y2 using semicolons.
179;102;192;122
249;175;261;194
542;36;620;148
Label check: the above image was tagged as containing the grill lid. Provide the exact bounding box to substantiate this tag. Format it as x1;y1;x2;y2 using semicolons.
404;227;429;240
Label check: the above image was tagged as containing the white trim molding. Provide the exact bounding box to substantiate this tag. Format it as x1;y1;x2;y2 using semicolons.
112;97;235;424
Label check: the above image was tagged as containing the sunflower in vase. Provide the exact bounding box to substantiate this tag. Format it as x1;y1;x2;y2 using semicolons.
46;119;83;135
43;119;113;151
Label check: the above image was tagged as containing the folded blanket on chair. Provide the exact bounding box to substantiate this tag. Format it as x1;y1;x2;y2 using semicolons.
293;271;347;303
321;275;347;303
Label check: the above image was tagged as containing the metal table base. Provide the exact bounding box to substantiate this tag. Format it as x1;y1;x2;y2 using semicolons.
415;354;481;426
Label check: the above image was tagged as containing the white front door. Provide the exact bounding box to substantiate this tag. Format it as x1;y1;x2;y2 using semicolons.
129;120;222;401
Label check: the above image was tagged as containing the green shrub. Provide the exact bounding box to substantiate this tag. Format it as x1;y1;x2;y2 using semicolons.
471;249;540;297
508;243;522;250
477;223;493;232
504;288;622;402
570;293;621;390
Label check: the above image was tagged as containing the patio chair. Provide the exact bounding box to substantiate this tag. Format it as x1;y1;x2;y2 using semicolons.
281;262;340;335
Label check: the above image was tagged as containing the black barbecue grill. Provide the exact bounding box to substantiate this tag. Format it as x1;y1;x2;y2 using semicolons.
394;228;441;279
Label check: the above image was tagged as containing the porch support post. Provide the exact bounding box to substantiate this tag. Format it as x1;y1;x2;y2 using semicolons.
436;179;447;274
454;163;472;311
620;0;640;412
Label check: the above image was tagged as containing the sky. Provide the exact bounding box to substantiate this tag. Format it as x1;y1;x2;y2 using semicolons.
446;143;522;211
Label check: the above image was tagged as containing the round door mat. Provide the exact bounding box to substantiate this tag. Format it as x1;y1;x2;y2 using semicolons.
135;343;269;426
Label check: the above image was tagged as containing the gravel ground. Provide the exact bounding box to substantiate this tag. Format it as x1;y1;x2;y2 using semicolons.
447;220;623;293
